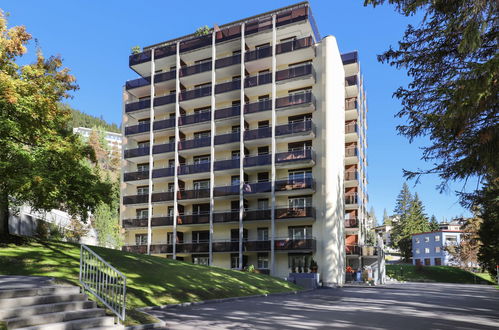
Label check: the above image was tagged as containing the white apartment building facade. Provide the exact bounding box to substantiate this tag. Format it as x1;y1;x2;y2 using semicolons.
121;2;371;285
73;127;122;152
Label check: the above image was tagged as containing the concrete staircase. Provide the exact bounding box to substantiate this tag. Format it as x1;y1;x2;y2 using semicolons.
0;276;123;330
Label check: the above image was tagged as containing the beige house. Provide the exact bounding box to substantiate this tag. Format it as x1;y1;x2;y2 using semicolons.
121;2;371;285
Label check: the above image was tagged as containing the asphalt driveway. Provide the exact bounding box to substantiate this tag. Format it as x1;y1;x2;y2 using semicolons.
148;282;499;329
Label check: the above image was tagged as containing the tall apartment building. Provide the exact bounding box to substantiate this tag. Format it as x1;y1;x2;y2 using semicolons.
121;2;372;285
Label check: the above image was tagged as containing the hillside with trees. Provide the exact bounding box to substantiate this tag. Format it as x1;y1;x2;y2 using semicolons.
67;105;120;133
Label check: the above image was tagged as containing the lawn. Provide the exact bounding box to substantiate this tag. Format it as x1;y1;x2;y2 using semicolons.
387;264;496;285
0;235;300;324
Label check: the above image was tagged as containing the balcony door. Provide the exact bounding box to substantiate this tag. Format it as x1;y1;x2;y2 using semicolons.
288;168;312;181
136;209;148;220
288;226;312;240
193;179;210;190
288;196;311;210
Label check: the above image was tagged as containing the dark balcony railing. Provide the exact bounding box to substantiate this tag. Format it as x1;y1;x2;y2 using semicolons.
212;241;239;252
275;238;316;251
276;91;314;110
345;123;358;134
276;36;313;55
276;64;314;82
178;137;210;150
276;5;308;27
180;35;212;53
276;149;315;164
123;170;148;182
153;118;176;131
122;216;173;228
122;245;148;254
213;185;239;197
178;188;210;200
245;45;272;62
152;143;175;154
125;123;150;135
245;209;271;221
154;44;176;60
215;53;241;69
152;167;174;178
129;49;152;66
346;245;361;255
244;154;271;167
178;213;210;225
214;105;240;120
245;240;271;252
125;77;151;90
276;207;315;219
179;111;211;126
214;158;240;171
215;79;241;94
178;162;210;175
215;25;241;43
214;132;240;145
176;242;210;253
155;70;177;83
180;62;212;77
243;181;271;195
275;178;314;192
124;147;149;159
244;127;271;141
123;194;148;205
345;171;358;181
345;194;358;205
151;192;174;202
345;75;358;87
245;72;272;88
276;120;314;137
244;99;271;115
125;99;150;113
345;218;359;228
154;94;176;107
245;16;272;36
179;86;211;101
213;211;240;223
345;147;358;157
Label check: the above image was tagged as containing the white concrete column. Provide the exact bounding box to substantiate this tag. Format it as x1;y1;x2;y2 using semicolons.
173;42;181;260
238;23;246;270
147;49;156;255
209;30;216;265
270;15;277;276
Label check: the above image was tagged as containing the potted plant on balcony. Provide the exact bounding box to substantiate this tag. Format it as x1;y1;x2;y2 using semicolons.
345;266;354;282
310;259;318;273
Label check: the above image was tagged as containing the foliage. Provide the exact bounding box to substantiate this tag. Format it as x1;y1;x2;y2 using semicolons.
429;215;439;231
195;25;211;36
386;264;494;285
65;217;90;242
93;202;122;249
246;264;255;273
364;0;498;276
365;229;377;246
0;10;113;234
130;45;141;55
68;105;120;133
383;208;391;226
445;214;482;270
368;206;377;227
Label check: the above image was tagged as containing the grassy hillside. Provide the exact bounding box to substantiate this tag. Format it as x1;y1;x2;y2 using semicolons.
0;236;299;324
387;264;495;285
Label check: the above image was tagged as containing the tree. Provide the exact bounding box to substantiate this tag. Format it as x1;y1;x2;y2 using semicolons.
429;215;439;231
93;201;122;249
446;214;482;270
68;106;120;133
382;208;391;226
364;0;498;275
0;11;112;235
368;206;377;228
394;183;412;217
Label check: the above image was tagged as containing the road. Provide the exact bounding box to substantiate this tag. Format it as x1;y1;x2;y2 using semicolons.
148;282;499;329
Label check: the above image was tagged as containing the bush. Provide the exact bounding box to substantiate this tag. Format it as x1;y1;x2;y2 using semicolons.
130;46;141;54
35;220;49;239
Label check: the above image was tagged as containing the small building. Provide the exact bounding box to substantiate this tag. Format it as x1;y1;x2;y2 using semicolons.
73;127;122;152
412;230;462;266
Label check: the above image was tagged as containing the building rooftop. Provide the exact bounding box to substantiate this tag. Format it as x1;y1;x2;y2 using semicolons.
412;230;463;237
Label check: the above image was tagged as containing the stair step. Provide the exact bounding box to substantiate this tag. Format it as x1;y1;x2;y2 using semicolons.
0;293;87;309
6;308;105;329
0;300;96;319
13;316;115;330
0;285;80;299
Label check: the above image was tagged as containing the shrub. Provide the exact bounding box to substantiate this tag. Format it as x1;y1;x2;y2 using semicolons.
130;46;141;54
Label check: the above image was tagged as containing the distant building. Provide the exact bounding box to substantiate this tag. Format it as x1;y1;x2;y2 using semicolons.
73;127;122;151
412;230;462;266
439;218;465;231
374;224;393;247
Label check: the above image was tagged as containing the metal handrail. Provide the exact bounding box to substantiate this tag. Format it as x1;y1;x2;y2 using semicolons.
79;245;126;323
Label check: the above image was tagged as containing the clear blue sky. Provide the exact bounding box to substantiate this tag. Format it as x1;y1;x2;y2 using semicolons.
4;0;472;223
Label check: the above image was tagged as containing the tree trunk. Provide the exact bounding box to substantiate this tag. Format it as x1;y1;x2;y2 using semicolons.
0;191;9;236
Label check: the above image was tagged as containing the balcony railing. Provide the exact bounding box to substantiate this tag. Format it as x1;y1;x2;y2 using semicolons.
275;238;316;251
245;72;272;88
244;99;271;115
212;207;315;223
245;45;272;62
276;91;314;110
153;118;176;131
178;188;210;200
176;242;210;253
214;132;240;145
156;70;177;83
244;127;271;141
178;213;210;225
154;44;176;60
276;64;314;82
345;171;358;181
124;147;149;159
122;216;174;228
151;192;174;202
276;149;315;164
179;62;212;77
243;181;271;195
178;137;211;150
276;36;313;55
179;34;212;53
178;162;210;175
179;111;211;126
122;194;148;205
152;143;175;155
345;194;358;205
341;52;358;65
345;123;358;134
129;50;152;66
215;25;241;43
345;147;358;157
213;185;240;197
154;94;176;107
345;218;359;228
276;120;315;137
125;77;150;90
214;105;240;120
215;53;241;69
123;170;148;182
179;86;211;101
245;16;272;36
275;177;314;192
125;123;150;135
152;167;174;178
214;158;240;171
215;79;241;94
244;154;271;167
125;99;150;113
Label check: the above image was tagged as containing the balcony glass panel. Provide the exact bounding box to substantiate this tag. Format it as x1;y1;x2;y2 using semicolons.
176;242;210;253
153;118;176;131
276;6;308;27
179;35;211;53
213;211;240;223
178;137;210;150
245;240;271;251
275;238;316;251
125;99;150;113
151;192;174;202
214;132;240;145
180;62;212;77
124;147;149;159
178;213;210;225
244;99;271;115
123;194;148;205
243;181;271;194
212;241;239;252
154;44;176;60
213;185;239;197
179;111;211;126
244;127;271;141
216;25;242;43
245;16;272;36
155;70;176;83
341;52;358;65
276;91;314;109
275;120;314;137
215;79;241;94
245;209;271;221
180;86;211;101
178;162;210;175
275;178;314;191
276;149;314;164
275;206;315;219
122;216;173;228
153;143;175;154
276;64;313;82
244;154;271;167
125;123;150;135
178;189;210;200
129;49;152;66
154;94;176;107
123;170;148;182
214;158;240;171
276;36;313;55
126;77;151;90
152;167;174;178
245;45;271;62
245;72;272;88
215;54;241;69
214;105;240;120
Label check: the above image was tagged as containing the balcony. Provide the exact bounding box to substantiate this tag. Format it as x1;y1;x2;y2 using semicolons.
276;92;315;114
244;99;271;115
212;207;315;223
214;105;240;120
275;177;314;192
122;216;173;229
276;36;313;55
178;137;210;150
129;49;152;67
345;75;358;87
346;245;361;255
213;185;240;198
122;194;148;205
124;147;149;159
214;132;240;145
345;194;358;205
152;143;175;155
276;149;315;165
178;162;210;175
276;207;315;219
153;118;176;131
215;53;241;69
154;94;176;108
345;218;359;228
178;213;210;225
215;24;241;43
215;79;241;94
125;99;150;113
179;86;211;102
178;188;210;200
125;77;150;91
345;75;359;98
212;241;240;252
345;171;358;181
123;170;149;182
244;153;271;168
244;127;271;141
214;158;240;171
152;167;174;179
345;147;358;157
276;64;314;83
276;120;315;138
341;52;358;65
179;111;211;126
154;44;176;60
125;123;149;136
179;62;212;77
244;72;272;88
345;123;358;134
179;34;211;53
245;45;272;62
275;238;316;251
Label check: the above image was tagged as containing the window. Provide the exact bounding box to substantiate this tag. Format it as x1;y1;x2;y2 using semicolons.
137;140;150;149
415;259;422;266
259;94;270;101
258;199;269;210
288;168;312;181
137;186;149;195
135;234;148;245
258;146;269;155
231;175;240;186
136;209;148;219
193;155;210;164
288;253;312;272
194;106;211;114
257;228;269;241
257;253;269;269
231;228;248;242
435;235;440;242
231;253;248;269
167;232;183;244
194;131;211;139
435;246;441;253
424;258;431;266
415;248;420;254
258;120;270;128
192;231;209;243
424;236;430;243
435;258;442;265
288;226;312;239
192;204;210;215
424;248;430;254
137;163;149;172
445;235;458;243
193;180;210;190
288;196;312;209
415;238;420;244
138;118;150;126
257;172;269;182
192;255;209;266
232;150;241;159
231;125;240;133
168;182;175;192
288;140;312;151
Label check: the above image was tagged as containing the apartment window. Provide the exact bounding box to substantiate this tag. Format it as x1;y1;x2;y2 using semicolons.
288;140;312;151
424;236;430;243
135;234;148;245
288;253;312;271
231;228;248;242
231;253;248;269
415;238;420;244
231;125;241;133
137;186;149;195
193;155;210;164
192;231;209;243
231;175;240;186
192;204;210;215
192;255;209;266
194;106;211;114
424;248;430;254
193;180;210;190
288;196;312;209
259;94;270;101
288;226;312;240
257;172;269;182
168;136;175;143
137;163;149;172
435;246;441;253
257;253;269;269
258;120;270;128
424;258;431;266
257;199;269;210
415;248;420;254
435;235;440;242
258;146;269;155
167;232;184;244
446;235;458;243
232;150;241;159
136;209;148;219
257;228;269;241
168;182;175;192
194;130;211;139
137;140;150;149
435;258;442;265
138;118;150;126
288;168;312;181
168;159;175;168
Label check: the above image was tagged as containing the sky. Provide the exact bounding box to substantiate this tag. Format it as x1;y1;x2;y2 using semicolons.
3;0;472;223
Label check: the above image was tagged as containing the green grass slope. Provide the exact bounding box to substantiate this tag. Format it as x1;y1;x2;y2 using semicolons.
0;236;299;323
387;264;495;285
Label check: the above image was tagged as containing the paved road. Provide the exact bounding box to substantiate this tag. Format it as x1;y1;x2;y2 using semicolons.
148;283;499;329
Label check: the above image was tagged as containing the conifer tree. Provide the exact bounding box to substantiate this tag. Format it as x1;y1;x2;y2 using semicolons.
429;215;439;231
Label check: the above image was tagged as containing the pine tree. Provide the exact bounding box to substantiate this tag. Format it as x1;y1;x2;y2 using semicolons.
383;208;391;226
429;215;439;231
368;206;377;228
394;183;412;218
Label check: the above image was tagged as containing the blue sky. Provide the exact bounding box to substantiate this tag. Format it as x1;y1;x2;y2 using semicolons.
4;0;472;223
